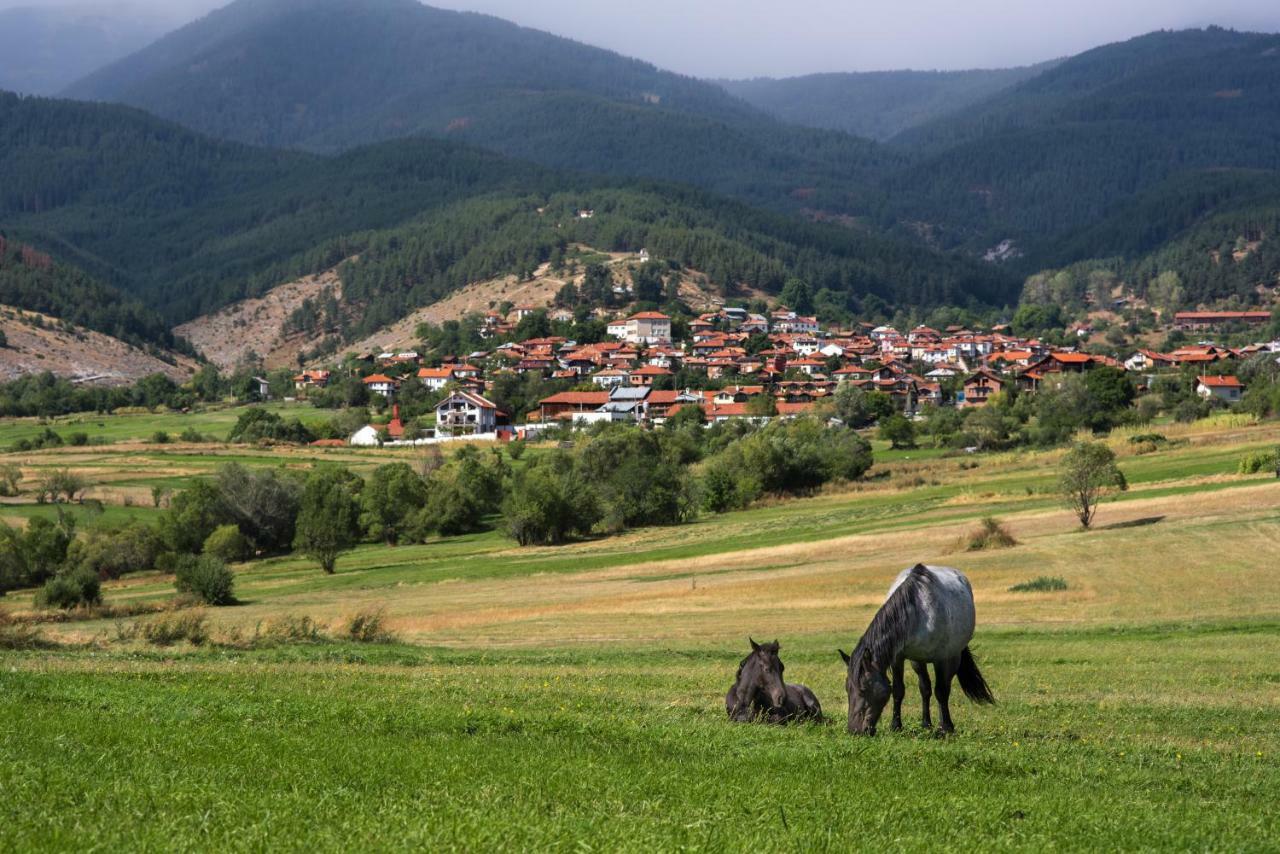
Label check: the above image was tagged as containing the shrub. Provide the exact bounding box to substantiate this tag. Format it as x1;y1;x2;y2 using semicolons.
36;568;102;610
202;524;250;562
67;522;162;579
142;611;209;646
506;439;526;460
178;427;206;443
174;555;235;606
151;430;171;444
962;517;1018;551
68;432;90;446
1238;451;1278;475
1009;576;1069;593
344;608;396;644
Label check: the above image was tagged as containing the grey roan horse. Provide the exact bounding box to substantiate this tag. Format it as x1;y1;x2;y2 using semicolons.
726;639;823;723
840;564;994;735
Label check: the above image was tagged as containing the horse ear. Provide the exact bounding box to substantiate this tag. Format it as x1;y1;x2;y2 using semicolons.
749;637;760;651
838;649;851;665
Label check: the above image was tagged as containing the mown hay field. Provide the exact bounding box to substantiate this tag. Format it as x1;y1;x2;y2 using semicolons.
2;415;1279;850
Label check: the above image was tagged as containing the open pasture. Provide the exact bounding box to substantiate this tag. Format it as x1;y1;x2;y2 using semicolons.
2;415;1280;849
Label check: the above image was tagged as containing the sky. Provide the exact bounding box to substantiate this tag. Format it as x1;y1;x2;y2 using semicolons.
5;0;1280;78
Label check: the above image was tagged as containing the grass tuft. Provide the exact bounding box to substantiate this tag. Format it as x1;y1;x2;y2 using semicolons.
961;516;1019;551
343;608;397;644
140;611;209;646
1009;576;1069;593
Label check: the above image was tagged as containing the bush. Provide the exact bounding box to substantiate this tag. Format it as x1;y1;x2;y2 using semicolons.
344;608;396;644
36;568;102;610
506;439;527;460
67;522;162;579
174;554;235;606
151;430;171;444
142;611;209;646
962;517;1018;551
202;524;250;562
1009;576;1068;593
1238;451;1278;475
178;427;207;443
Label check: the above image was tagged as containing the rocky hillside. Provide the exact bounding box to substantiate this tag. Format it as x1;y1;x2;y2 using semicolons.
0;306;196;386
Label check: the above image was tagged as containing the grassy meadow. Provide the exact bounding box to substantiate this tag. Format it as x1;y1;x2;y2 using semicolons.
2;408;1280;850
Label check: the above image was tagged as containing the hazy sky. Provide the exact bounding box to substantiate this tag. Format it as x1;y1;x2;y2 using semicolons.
6;0;1280;78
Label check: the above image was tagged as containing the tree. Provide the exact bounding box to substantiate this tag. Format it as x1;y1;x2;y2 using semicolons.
360;463;428;544
215;463;302;554
1059;441;1128;529
503;454;600;546
879;414;917;449
779;278;815;315
158;480;231;555
745;394;778;417
202;524;251;563
294;467;362;573
0;463;20;497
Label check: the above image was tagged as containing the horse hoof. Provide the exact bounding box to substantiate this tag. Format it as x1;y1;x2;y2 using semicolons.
889;720;903;732
935;727;955;739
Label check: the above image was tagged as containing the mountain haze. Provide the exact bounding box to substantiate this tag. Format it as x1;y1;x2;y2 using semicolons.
719;64;1057;141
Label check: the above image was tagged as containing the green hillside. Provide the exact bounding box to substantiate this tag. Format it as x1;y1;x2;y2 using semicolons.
881;28;1280;255
0;92;1016;331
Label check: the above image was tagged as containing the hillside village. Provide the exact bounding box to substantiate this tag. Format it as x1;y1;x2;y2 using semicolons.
290;297;1280;444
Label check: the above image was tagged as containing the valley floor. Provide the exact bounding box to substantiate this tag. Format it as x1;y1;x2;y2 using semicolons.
2;414;1279;849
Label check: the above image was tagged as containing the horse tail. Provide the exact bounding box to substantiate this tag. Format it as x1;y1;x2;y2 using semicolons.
957;647;995;704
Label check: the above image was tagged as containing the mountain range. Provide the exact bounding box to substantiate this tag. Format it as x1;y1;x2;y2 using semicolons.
1;0;1278;364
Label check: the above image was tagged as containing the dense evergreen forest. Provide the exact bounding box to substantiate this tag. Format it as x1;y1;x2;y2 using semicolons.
0;91;1016;335
0;236;184;352
881;28;1280;256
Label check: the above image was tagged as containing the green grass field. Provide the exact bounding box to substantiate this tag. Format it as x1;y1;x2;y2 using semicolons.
2;413;1280;850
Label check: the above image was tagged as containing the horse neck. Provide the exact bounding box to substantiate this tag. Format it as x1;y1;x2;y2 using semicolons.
859;582;920;671
734;655;771;706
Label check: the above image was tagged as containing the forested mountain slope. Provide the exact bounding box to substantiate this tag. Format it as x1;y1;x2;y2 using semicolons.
0;92;1017;334
64;0;895;214
880;28;1280;255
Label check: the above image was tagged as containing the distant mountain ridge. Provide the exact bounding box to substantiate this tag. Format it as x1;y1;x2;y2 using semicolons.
719;63;1058;141
63;0;896;216
0;3;183;96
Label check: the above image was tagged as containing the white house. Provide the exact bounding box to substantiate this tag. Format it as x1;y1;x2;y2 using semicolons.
1196;375;1243;403
606;319;630;340
435;391;498;436
591;368;630;388
625;312;672;345
417;366;455;391
362;374;397;398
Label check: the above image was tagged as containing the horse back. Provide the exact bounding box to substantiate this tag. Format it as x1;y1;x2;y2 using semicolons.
891;564;976;662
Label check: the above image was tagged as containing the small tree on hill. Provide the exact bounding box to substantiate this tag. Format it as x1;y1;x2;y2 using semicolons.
294;467;361;573
879;414;917;449
1059;441;1127;529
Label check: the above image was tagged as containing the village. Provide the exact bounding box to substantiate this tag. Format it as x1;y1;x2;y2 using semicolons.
287;304;1277;444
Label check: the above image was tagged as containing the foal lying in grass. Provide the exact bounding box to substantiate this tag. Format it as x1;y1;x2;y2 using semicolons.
726;638;823;724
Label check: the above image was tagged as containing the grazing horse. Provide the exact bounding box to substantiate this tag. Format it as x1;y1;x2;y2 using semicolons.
726;639;823;723
839;564;994;736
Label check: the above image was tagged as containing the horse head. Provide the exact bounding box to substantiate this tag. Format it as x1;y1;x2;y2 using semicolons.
840;647;890;735
745;637;787;709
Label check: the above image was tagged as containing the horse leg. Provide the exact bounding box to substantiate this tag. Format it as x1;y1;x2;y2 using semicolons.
890;659;906;731
911;660;932;729
934;658;957;736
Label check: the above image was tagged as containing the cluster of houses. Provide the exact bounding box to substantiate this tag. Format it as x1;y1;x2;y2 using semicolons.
290;304;1278;442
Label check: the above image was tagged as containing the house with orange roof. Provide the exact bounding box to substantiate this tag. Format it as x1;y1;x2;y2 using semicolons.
961;369;1005;408
362;373;398;397
1196;374;1244;403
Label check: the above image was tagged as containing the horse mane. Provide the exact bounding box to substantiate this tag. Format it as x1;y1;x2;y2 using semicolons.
852;565;931;679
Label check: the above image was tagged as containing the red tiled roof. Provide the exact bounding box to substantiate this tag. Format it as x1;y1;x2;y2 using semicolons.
1199;375;1242;387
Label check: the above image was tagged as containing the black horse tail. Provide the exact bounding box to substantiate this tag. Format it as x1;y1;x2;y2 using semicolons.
957;647;995;704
